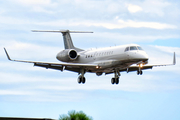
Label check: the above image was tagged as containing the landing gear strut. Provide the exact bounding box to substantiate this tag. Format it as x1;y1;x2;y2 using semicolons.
111;69;120;85
137;67;143;75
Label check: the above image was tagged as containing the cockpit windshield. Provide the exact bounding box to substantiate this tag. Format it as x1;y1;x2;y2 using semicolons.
137;46;143;50
124;47;129;52
124;46;143;52
130;46;137;50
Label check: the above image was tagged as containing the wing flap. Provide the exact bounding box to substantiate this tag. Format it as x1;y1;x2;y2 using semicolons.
117;65;153;73
34;63;64;71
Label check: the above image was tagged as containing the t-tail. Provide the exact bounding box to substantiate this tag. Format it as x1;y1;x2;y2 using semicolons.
32;30;93;52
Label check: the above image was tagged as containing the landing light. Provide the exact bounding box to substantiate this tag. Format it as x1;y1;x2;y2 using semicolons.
96;66;100;69
139;64;143;68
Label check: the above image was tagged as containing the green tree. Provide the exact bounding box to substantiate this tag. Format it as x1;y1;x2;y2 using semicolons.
59;110;93;120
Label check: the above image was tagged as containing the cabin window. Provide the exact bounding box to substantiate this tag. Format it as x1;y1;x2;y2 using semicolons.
130;46;137;50
125;47;129;52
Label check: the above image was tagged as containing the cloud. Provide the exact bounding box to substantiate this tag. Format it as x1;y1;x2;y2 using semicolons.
141;0;171;16
128;4;143;13
31;6;55;14
153;45;180;55
0;40;62;61
15;0;51;6
38;19;177;30
116;19;176;29
0;90;34;95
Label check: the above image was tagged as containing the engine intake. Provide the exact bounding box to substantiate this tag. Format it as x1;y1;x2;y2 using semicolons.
56;49;78;62
69;50;77;59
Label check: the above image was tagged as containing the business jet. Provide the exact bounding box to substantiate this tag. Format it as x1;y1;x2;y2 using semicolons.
4;30;176;85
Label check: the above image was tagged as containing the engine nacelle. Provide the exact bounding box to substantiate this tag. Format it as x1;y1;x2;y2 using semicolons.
96;72;103;76
56;49;78;62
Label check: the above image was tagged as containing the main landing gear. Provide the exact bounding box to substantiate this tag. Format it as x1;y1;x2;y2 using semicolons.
77;68;86;84
78;75;86;84
111;77;119;84
111;69;120;85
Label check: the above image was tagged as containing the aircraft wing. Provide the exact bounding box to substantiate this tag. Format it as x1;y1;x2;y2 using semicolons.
4;48;99;72
121;52;176;72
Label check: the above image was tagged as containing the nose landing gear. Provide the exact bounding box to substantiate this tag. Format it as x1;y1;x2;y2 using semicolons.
137;70;143;75
137;65;143;75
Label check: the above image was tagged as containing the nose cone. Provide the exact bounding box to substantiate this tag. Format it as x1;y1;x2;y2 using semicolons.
56;52;61;61
138;51;149;61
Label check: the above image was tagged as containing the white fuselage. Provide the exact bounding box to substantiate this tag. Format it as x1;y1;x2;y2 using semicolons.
56;44;149;73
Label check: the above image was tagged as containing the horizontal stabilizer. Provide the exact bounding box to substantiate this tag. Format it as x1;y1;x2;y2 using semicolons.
32;29;92;51
32;30;93;33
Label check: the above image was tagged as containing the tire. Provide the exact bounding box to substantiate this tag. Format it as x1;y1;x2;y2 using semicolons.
137;71;140;75
140;71;143;75
115;78;119;84
111;78;115;84
82;77;86;84
78;76;82;84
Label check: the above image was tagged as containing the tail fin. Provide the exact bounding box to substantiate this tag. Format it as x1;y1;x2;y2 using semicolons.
32;30;93;51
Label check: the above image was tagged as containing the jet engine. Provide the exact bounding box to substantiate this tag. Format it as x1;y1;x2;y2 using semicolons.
96;72;103;76
56;49;78;62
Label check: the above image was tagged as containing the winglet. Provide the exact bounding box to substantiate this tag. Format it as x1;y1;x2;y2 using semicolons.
173;52;176;65
4;48;12;61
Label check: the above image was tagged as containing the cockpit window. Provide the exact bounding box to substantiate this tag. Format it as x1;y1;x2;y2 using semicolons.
137;46;143;50
124;47;129;52
130;46;138;50
125;46;143;52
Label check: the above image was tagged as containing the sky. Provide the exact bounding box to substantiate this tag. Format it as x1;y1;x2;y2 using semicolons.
0;0;180;120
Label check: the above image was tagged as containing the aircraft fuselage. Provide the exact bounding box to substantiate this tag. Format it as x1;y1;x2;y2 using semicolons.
56;44;149;73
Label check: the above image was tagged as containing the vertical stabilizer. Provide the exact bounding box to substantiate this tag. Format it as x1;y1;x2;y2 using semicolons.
61;30;75;49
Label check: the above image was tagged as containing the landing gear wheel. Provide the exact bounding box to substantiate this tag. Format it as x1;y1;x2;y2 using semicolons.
140;71;143;75
82;77;86;84
137;70;143;75
111;78;115;84
115;77;119;84
77;76;86;84
78;76;82;84
137;71;140;75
